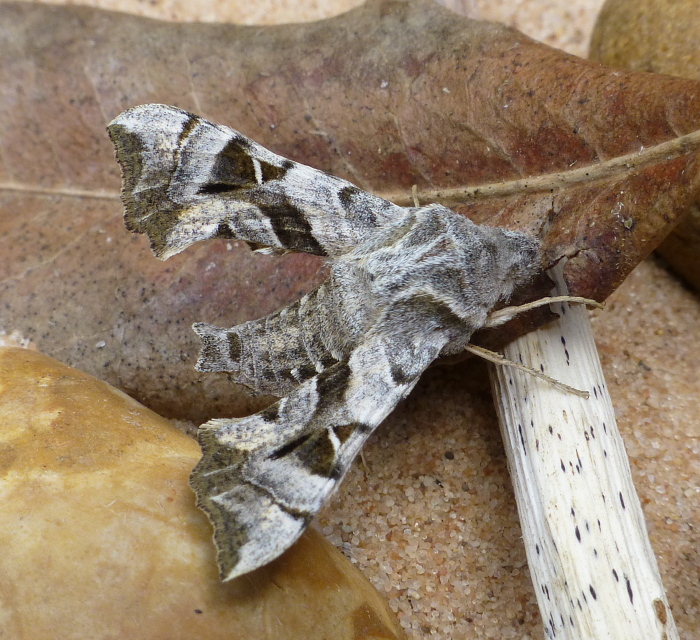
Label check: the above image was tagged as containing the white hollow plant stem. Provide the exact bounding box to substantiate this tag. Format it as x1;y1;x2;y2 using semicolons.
488;265;678;640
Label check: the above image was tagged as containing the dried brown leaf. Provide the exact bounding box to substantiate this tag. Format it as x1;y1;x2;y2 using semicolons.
2;0;700;419
589;0;700;293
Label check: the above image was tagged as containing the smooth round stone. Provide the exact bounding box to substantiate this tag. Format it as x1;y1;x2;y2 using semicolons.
0;347;404;640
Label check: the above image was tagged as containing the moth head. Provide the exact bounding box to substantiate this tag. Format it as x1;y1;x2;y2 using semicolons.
488;228;541;304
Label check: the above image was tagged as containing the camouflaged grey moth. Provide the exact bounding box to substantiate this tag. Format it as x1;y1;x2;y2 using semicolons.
108;104;540;581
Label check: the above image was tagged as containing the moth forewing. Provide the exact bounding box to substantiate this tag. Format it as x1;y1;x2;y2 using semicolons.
108;103;408;260
189;333;445;580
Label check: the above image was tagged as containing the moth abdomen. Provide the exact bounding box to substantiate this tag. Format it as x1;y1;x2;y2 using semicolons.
193;281;353;397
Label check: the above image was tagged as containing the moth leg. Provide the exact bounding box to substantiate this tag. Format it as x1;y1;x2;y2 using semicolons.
464;343;589;397
483;296;603;328
359;449;370;475
411;184;420;207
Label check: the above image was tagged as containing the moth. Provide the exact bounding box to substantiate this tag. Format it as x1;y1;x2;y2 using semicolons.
108;104;542;581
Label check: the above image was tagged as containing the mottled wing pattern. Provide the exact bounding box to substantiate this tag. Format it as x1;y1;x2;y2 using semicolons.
108;105;543;582
190;326;451;581
107;104;406;260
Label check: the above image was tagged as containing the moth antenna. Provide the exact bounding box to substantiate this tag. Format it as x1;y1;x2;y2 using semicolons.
483;296;603;328
464;343;589;398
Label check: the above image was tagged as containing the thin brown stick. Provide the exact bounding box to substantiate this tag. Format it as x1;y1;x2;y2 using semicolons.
385;128;700;207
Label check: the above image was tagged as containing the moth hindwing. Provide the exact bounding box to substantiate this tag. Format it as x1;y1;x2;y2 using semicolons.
108;104;541;580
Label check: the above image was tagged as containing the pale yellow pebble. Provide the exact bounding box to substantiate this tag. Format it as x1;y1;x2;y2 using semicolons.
0;347;404;640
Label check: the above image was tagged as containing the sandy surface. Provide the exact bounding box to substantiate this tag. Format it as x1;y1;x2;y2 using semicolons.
11;1;699;638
